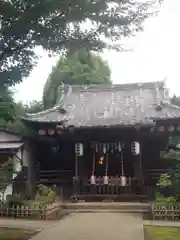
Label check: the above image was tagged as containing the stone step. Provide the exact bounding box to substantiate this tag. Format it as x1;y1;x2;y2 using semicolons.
62;202;150;213
65;209;149;213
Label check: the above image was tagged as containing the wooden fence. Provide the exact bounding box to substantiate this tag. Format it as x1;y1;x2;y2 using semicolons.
151;203;180;220
0;202;62;220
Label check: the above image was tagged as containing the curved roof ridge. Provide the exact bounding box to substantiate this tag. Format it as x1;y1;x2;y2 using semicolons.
65;80;165;93
163;101;180;110
24;104;64;118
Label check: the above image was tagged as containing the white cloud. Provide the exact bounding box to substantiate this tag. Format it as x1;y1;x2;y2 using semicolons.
15;0;180;103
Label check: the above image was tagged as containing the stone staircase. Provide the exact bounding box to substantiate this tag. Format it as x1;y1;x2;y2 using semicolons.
61;201;150;215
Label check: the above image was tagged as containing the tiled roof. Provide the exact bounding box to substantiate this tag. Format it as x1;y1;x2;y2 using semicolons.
22;81;180;127
0;130;22;142
0;142;23;149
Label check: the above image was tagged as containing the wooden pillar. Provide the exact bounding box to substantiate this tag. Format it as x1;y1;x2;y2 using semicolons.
73;143;81;197
134;127;143;186
25;142;37;199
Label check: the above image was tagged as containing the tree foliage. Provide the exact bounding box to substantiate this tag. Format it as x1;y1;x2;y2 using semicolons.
43;48;112;109
25;100;44;114
0;87;32;135
161;150;180;162
0;0;157;86
160;136;180;161
0;87;15;127
0;157;14;201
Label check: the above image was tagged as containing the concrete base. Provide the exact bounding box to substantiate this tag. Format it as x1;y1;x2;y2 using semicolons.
62;201;150;215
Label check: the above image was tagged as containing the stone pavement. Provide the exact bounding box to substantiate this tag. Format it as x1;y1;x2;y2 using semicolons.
0;218;57;231
31;213;144;240
1;214;180;240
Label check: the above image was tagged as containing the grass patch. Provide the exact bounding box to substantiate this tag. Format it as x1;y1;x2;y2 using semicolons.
0;227;39;240
144;225;180;240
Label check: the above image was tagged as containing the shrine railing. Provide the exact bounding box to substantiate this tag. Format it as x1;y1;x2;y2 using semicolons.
74;176;155;198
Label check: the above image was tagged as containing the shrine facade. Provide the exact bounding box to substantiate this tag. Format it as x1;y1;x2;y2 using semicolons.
22;81;180;200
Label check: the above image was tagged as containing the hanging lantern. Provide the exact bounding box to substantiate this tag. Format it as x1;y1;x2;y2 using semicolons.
120;176;126;186
103;144;106;154
75;143;83;156
90;175;96;185
131;141;140;155
38;129;46;135
48;129;55;135
104;175;109;185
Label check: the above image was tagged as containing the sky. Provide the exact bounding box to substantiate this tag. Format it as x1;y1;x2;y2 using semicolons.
15;0;180;103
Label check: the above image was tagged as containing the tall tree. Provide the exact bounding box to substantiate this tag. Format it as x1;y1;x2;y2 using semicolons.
25;100;44;114
43;49;111;109
0;87;15;127
0;0;159;86
0;87;30;135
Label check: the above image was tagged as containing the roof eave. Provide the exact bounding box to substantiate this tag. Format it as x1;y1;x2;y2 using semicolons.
21;117;67;124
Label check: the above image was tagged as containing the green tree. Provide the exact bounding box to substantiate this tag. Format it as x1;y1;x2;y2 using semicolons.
0;87;15;127
25;101;44;114
0;88;31;135
160;136;180;162
160;137;180;198
43;49;111;109
0;0;158;87
0;157;14;202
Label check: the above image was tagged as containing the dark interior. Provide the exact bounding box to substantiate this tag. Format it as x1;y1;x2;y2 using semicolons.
34;127;170;198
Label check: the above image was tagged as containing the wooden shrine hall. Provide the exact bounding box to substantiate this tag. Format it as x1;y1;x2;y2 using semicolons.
22;81;180;200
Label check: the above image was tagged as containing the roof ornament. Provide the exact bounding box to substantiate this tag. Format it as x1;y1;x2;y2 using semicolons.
155;83;163;111
155;104;163;111
68;85;72;96
56;82;65;106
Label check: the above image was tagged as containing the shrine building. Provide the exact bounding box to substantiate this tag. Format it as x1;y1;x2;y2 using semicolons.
20;81;180;200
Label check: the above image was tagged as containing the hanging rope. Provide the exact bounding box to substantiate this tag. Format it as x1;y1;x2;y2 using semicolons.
92;150;95;175
120;142;126;186
105;153;108;176
103;144;109;185
103;154;108;184
121;142;124;176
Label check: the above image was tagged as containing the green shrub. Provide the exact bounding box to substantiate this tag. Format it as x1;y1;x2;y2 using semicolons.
155;192;176;204
6;194;23;208
166;196;177;203
34;184;57;204
155;192;166;202
157;173;172;188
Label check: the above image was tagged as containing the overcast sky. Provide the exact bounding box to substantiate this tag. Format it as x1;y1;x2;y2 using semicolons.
15;0;180;103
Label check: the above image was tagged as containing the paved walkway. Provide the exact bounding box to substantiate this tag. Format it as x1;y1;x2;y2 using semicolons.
1;214;180;240
31;213;144;240
0;218;58;231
